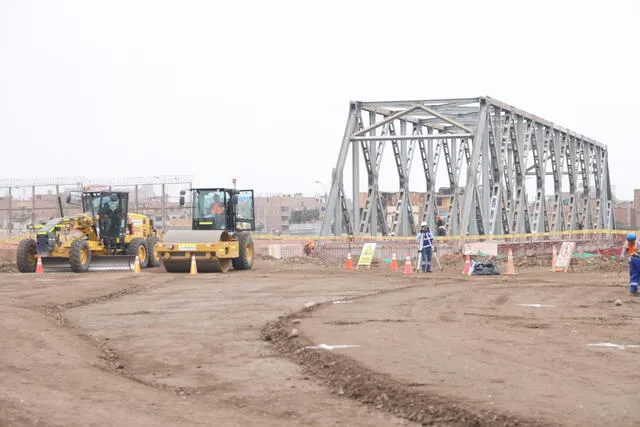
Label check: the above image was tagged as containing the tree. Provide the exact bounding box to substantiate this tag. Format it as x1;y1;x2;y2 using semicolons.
290;208;320;224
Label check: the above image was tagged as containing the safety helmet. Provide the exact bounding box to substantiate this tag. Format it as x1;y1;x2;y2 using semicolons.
420;221;427;227
437;216;442;221
627;233;636;242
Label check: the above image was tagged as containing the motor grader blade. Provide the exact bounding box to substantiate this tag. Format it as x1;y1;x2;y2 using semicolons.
158;230;234;273
39;257;74;273
40;255;135;272
88;255;136;271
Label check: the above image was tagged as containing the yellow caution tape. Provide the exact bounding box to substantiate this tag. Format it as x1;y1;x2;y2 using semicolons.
251;229;629;242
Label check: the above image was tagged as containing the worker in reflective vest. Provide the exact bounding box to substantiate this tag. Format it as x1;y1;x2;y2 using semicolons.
622;233;640;295
416;221;435;273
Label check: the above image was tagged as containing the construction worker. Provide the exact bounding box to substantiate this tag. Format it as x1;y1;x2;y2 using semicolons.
303;240;314;256
99;200;113;233
416;221;435;272
210;194;226;228
621;233;637;258
621;233;639;295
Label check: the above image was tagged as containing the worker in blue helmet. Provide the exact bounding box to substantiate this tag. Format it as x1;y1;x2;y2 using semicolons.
621;233;637;258
623;232;640;295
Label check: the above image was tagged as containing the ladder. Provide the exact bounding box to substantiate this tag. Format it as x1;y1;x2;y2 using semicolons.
419;139;442;227
548;130;562;231
530;127;549;233
592;145;602;229
565;137;577;230
486;113;509;234
359;128;387;234
390;124;417;235
577;140;590;229
338;180;354;235
510;119;531;234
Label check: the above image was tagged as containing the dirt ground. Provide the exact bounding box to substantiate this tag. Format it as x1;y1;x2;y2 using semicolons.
0;242;638;427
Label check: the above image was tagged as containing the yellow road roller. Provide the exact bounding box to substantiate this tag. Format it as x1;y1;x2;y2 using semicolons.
156;188;254;273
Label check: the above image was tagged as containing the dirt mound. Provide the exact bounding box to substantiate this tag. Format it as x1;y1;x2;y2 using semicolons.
0;262;17;273
255;254;338;267
0;242;17;272
262;307;545;427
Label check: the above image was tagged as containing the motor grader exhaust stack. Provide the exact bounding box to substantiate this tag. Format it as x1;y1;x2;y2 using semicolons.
156;187;255;273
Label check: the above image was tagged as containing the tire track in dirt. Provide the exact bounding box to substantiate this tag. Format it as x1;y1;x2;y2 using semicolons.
36;275;186;383
261;295;550;427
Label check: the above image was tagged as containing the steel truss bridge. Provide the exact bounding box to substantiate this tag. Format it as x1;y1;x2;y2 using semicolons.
320;97;613;236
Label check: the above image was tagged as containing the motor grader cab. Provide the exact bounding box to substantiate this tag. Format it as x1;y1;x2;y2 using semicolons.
16;191;162;273
156;188;255;273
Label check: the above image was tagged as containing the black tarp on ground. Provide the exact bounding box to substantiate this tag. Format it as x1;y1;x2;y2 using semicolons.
470;262;500;275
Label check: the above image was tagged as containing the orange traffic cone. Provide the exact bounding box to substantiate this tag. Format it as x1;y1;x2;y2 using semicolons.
403;256;413;274
549;245;562;272
503;248;518;275
35;255;44;274
389;253;398;271
189;255;198;275
461;254;471;275
344;253;353;270
133;255;141;273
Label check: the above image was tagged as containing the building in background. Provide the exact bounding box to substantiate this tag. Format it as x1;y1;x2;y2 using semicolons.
358;188;456;228
254;194;326;234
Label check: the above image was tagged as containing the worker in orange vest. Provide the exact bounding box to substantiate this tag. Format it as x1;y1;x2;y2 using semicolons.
303;240;314;256
621;233;637;258
210;194;226;228
622;233;640;295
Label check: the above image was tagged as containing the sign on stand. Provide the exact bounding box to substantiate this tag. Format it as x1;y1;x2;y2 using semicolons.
357;243;377;269
555;241;576;271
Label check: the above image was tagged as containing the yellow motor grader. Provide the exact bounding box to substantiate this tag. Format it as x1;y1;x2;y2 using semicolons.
156;187;254;273
16;191;162;273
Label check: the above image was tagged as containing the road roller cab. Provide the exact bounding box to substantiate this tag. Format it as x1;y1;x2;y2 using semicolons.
157;188;255;273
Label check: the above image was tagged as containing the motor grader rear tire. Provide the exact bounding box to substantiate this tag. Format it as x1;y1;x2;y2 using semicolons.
232;232;254;271
146;236;161;268
69;239;91;273
126;238;149;268
16;238;37;273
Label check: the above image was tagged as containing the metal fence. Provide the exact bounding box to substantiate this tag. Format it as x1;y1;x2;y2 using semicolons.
257;230;625;263
0;175;193;234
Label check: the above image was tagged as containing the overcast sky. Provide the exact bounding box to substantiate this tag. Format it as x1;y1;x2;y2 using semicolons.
1;0;638;199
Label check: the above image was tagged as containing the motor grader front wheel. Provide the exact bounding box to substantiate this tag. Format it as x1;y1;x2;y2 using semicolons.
69;239;91;273
146;236;161;268
232;232;254;271
126;238;149;268
16;238;38;273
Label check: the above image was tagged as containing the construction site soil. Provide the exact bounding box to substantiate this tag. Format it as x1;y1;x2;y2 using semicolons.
0;241;638;426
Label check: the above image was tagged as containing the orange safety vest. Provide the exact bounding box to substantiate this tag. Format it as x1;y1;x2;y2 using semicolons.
625;241;637;256
211;203;224;214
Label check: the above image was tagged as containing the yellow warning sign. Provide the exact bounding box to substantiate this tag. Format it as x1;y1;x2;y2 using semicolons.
357;243;377;269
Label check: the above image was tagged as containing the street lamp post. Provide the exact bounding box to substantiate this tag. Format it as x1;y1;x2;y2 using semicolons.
313;180;328;203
